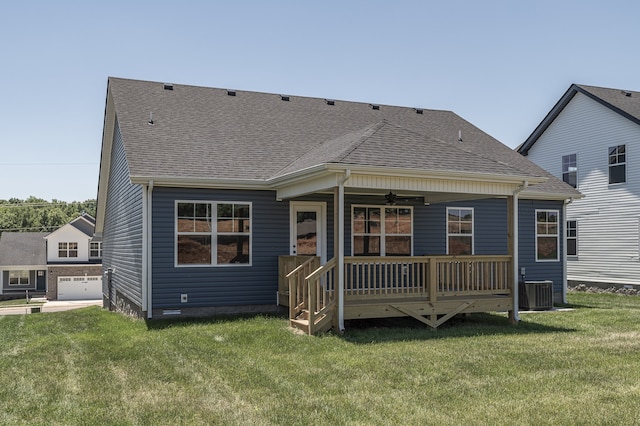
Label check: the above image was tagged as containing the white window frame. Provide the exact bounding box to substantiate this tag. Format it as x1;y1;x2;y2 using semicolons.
608;144;626;185
90;241;102;258
536;209;560;262
446;207;475;255
566;220;577;258
9;270;30;286
562;153;577;188
58;242;78;258
175;200;252;267
351;205;413;256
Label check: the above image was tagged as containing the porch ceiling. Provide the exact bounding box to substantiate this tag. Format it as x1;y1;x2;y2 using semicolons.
273;166;539;201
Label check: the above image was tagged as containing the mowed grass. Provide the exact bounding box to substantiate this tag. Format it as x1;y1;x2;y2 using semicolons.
1;292;639;425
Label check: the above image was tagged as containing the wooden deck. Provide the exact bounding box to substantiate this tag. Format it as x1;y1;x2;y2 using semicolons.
281;255;514;334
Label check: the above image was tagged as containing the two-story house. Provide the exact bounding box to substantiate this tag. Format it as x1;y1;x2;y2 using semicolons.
0;213;103;300
518;84;640;288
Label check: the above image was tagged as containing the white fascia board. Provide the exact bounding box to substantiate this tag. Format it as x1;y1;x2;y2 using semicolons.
275;172;340;200
520;190;584;201
95;87;117;235
1;264;47;270
323;164;547;185
129;176;271;190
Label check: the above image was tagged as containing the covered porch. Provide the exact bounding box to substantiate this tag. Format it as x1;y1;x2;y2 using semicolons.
272;163;545;334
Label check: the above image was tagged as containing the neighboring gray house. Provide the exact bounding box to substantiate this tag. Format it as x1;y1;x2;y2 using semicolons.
96;77;579;332
0;214;103;300
0;232;48;297
519;84;640;288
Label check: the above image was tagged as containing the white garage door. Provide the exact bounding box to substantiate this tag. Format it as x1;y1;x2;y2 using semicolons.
57;276;103;300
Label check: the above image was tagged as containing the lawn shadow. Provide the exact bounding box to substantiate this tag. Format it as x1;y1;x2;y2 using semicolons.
144;310;288;331
338;312;576;344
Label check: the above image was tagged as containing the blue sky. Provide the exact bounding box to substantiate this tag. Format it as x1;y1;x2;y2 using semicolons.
1;0;639;201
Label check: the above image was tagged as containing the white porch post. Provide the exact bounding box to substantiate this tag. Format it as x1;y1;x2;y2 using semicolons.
510;181;527;323
512;189;520;322
337;170;350;331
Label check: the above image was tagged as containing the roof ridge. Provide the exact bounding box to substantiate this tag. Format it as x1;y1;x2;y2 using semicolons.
334;120;389;163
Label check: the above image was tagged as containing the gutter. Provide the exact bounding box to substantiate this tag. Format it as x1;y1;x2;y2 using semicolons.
512;181;528;322
144;181;154;319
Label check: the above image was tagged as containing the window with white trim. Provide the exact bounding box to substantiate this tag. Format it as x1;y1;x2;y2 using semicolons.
536;210;559;261
447;207;474;255
352;206;412;256
58;242;78;258
9;270;29;286
562;154;577;188
90;241;102;258
176;201;251;266
608;144;626;184
566;220;577;257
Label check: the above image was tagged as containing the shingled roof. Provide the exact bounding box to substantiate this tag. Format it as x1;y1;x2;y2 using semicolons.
519;84;640;156
104;77;578;198
0;232;48;266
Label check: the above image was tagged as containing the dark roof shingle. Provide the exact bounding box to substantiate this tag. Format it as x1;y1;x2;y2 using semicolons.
108;77;578;197
0;232;48;266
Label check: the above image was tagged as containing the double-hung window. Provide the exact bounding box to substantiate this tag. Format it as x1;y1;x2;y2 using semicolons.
562;154;577;188
90;241;102;258
9;270;29;286
176;201;251;266
609;145;626;184
566;220;577;257
536;210;559;261
352;206;412;256
58;242;78;258
447;207;474;255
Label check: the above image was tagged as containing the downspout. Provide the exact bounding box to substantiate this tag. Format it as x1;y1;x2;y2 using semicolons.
337;169;351;332
512;181;528;322
562;198;574;304
146;181;154;319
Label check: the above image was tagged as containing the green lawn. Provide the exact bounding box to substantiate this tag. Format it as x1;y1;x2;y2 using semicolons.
1;292;639;425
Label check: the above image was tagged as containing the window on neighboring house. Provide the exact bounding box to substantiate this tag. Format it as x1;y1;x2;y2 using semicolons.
609;144;626;184
566;220;577;257
352;206;412;256
58;242;78;258
176;201;251;266
536;210;559;261
9;270;29;285
562;154;577;188
447;207;474;255
90;241;102;258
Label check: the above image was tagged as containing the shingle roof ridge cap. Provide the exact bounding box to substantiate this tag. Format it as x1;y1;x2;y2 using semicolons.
271;121;388;177
106;77;454;113
334;120;390;163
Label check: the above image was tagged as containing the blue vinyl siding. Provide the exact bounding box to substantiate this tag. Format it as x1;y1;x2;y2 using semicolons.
518;199;564;296
148;188;565;309
102;120;144;310
151;188;290;308
414;199;509;255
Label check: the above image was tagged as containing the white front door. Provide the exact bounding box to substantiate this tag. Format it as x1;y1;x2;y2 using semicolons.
290;202;326;262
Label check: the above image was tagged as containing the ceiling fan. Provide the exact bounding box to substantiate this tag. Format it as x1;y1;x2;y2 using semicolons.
384;191;424;205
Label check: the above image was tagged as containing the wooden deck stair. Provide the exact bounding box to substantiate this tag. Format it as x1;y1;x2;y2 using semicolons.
290;308;334;334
